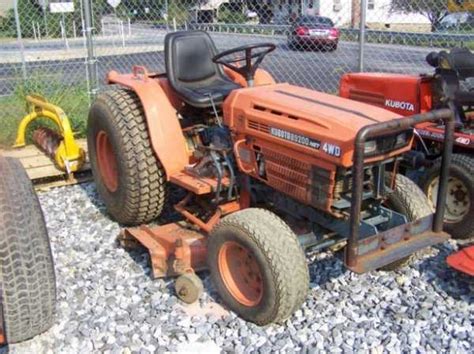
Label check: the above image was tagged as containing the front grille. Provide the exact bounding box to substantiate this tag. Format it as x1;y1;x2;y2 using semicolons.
248;120;270;133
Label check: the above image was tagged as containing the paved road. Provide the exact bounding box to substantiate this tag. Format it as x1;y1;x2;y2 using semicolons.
0;31;434;97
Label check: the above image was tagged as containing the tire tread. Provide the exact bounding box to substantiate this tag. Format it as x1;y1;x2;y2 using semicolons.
0;156;56;343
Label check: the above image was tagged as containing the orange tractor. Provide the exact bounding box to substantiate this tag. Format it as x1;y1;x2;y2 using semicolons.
340;47;474;276
87;31;454;324
340;47;473;240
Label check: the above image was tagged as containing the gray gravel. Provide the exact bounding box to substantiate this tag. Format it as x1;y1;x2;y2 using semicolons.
4;183;474;353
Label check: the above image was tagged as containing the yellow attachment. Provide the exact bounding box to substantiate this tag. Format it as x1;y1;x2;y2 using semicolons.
13;94;86;173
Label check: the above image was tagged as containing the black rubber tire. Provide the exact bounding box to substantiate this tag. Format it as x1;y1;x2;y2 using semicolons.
87;88;168;225
419;154;473;240
379;173;433;271
208;208;309;325
0;156;56;344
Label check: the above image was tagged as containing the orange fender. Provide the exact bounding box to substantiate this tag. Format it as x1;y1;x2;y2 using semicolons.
107;67;188;179
447;245;474;276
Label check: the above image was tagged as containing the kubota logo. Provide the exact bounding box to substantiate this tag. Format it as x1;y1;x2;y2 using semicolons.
385;99;415;112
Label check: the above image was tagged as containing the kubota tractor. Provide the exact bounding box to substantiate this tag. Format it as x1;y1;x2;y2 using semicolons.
340;47;473;240
87;31;454;325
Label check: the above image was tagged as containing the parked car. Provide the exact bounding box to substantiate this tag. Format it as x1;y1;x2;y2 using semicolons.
288;16;340;51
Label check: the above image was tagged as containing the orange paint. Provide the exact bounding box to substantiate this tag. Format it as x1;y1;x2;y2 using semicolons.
107;68;188;179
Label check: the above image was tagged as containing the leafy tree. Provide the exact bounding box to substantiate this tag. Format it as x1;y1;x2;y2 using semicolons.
390;0;449;31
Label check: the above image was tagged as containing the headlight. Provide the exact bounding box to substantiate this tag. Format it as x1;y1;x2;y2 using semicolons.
364;140;377;154
395;132;408;146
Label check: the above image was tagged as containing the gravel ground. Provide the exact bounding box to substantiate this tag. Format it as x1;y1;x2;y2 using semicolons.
4;182;474;353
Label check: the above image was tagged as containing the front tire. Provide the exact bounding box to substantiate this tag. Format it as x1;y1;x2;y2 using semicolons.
208;209;309;325
379;173;433;271
0;157;56;344
420;154;473;240
87;88;168;225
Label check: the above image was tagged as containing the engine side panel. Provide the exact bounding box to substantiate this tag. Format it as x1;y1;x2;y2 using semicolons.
340;72;433;116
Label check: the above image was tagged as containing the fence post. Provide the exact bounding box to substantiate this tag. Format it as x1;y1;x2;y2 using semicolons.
13;0;27;81
358;0;367;72
83;0;98;100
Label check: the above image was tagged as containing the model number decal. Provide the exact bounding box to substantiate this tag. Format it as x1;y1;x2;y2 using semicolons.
323;142;341;157
270;127;321;150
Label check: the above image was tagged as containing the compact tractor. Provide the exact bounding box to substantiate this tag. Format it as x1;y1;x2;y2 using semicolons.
340;47;473;241
87;31;454;325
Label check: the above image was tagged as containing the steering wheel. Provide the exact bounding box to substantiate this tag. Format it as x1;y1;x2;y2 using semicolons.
212;43;276;86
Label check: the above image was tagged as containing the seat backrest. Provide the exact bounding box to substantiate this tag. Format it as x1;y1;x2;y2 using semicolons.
165;31;225;90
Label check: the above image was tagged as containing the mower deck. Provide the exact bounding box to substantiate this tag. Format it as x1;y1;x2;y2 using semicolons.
447;245;474;276
120;222;208;278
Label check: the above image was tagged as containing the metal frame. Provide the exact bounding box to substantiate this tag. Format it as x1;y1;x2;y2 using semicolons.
346;108;455;268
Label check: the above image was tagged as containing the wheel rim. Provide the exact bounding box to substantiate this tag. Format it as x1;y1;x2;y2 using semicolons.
427;176;471;223
218;241;264;307
96;131;118;192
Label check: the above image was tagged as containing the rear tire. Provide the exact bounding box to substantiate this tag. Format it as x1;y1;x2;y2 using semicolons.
379;173;433;271
419;154;473;240
0;157;56;344
87;88;168;225
208;209;309;325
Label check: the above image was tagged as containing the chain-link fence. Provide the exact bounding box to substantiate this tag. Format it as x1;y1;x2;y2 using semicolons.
1;0;473;147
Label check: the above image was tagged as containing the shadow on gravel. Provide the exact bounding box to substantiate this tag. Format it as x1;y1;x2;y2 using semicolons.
307;251;348;290
78;181;190;281
417;242;473;302
0;345;9;353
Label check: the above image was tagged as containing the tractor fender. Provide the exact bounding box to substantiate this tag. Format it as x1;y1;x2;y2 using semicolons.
107;69;188;179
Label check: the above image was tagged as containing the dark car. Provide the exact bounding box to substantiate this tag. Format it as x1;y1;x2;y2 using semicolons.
288;16;340;51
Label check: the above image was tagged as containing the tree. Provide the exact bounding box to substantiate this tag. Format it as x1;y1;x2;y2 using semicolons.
390;0;449;32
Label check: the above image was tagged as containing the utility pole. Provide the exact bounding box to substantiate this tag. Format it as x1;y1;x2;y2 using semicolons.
83;0;98;100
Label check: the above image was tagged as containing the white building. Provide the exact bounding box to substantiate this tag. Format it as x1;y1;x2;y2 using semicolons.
0;0;14;17
268;0;430;28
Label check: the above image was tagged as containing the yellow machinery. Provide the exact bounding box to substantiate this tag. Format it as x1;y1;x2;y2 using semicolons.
13;95;86;174
448;0;474;12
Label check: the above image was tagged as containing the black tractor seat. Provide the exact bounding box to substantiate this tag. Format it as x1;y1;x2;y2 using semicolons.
165;31;241;108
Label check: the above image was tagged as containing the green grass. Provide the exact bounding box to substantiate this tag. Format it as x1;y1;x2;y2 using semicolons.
0;78;90;148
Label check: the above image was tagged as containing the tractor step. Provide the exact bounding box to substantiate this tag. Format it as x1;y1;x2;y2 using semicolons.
119;222;208;278
170;171;230;195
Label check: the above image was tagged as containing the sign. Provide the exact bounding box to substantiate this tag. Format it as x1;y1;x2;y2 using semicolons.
107;0;122;8
50;1;75;13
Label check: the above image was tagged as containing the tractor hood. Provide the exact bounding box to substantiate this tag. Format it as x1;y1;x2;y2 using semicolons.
223;83;407;167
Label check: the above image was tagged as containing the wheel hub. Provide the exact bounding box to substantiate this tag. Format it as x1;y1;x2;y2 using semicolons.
96;131;119;192
218;241;263;307
427;176;471;223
